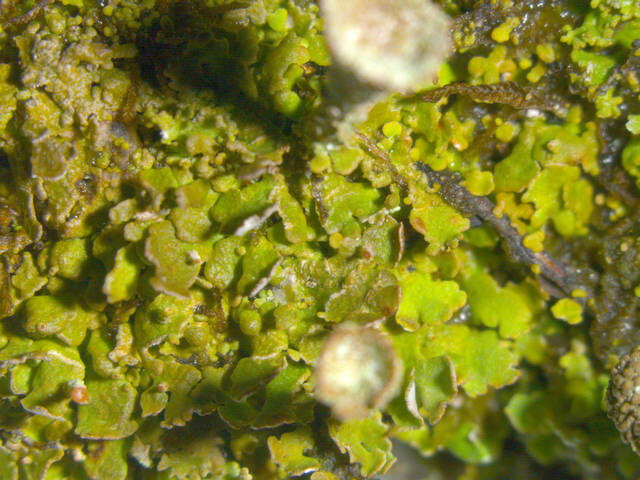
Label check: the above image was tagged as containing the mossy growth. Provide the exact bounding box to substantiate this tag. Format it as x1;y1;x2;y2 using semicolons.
0;1;640;480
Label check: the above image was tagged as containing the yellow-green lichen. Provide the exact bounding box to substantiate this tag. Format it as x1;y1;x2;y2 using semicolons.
0;0;639;479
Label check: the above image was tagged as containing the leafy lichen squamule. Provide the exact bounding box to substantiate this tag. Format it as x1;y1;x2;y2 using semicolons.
0;0;639;479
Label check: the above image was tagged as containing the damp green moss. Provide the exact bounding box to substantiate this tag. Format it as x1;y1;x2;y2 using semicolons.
0;1;640;479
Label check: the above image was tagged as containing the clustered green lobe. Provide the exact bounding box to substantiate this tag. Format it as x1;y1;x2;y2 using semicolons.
0;0;639;479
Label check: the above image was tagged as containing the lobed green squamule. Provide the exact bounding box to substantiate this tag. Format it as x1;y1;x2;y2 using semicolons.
0;0;640;479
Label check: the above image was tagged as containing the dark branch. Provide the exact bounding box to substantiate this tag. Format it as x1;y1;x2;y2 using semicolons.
353;129;582;299
414;162;577;297
405;81;564;116
354;129;408;190
4;0;53;28
311;174;329;226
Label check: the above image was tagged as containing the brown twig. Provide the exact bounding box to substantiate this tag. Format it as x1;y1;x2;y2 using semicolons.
4;0;53;28
353;129;408;190
311;174;329;226
406;81;563;116
414;162;578;297
353;128;583;298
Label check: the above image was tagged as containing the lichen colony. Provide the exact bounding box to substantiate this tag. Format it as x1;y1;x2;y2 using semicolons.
1;0;640;479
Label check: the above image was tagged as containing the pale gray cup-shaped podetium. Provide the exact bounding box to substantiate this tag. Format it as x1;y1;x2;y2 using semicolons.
315;323;402;419
319;0;453;93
